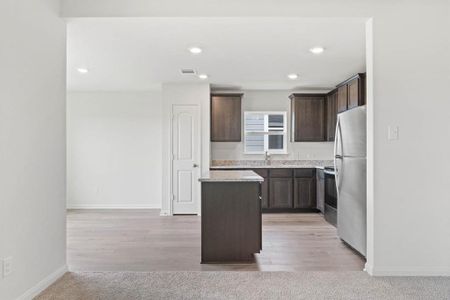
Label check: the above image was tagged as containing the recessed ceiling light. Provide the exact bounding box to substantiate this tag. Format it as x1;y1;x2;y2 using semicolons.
189;47;203;54
309;47;325;54
77;67;89;74
198;74;208;80
181;69;196;75
287;73;299;80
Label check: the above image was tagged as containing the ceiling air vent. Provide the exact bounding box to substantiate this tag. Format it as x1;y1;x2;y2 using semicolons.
181;69;196;75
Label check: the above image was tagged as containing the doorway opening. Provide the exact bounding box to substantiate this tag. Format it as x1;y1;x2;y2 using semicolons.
66;17;373;273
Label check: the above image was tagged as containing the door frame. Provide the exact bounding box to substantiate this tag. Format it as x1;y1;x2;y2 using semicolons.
169;104;202;215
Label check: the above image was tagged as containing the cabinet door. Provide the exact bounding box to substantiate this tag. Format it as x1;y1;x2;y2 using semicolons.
269;177;293;208
326;91;337;141
337;85;348;113
291;95;326;142
211;95;242;142
348;78;360;109
294;177;317;209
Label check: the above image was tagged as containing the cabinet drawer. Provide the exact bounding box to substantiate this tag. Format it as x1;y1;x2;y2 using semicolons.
294;168;315;178
251;169;269;178
270;169;293;178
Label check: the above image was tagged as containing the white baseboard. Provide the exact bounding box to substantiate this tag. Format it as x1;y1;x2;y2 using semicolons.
159;209;171;216
67;204;161;210
367;264;450;276
364;262;373;275
17;264;67;300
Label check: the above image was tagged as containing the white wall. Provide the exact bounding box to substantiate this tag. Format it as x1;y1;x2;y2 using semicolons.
61;0;450;276
0;0;66;299
161;83;210;215
211;90;334;161
67;91;162;209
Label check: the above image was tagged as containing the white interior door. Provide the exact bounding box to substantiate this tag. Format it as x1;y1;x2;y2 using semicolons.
172;105;200;214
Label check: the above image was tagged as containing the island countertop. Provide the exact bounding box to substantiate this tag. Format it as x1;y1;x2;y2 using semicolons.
199;170;264;182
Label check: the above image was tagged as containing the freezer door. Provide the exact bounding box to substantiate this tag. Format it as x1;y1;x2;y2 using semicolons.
337;106;366;157
337;156;367;257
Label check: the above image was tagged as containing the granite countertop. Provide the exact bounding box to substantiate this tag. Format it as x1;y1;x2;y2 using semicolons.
199;170;264;182
210;160;334;169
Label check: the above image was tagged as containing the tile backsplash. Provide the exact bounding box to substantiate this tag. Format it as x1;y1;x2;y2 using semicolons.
211;141;334;161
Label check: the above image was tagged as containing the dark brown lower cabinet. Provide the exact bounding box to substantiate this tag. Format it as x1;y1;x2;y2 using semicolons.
260;178;269;209
294;177;316;209
293;168;317;209
269;177;293;208
210;167;319;212
252;169;269;208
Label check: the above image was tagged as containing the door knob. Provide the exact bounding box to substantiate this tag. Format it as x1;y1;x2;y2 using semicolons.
193;163;199;168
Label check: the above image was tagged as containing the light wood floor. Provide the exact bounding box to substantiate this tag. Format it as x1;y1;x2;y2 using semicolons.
67;210;365;272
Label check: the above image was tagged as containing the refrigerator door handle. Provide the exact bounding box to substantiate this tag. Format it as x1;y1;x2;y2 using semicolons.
334;118;343;193
334;118;339;160
334;116;343;158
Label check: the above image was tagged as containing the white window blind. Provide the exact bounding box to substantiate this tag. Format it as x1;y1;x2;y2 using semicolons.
244;111;287;154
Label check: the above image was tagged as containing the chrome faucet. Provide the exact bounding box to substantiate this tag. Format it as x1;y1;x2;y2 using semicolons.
264;151;271;164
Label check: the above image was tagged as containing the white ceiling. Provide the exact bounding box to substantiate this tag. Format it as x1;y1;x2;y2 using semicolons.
67;18;366;91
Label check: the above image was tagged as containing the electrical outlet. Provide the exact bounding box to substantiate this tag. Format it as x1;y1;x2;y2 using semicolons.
388;125;399;141
3;257;12;278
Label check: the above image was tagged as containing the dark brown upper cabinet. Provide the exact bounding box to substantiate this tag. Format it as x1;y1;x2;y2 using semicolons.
336;73;366;112
337;85;348;113
347;73;366;109
325;73;366;142
210;94;243;142
290;94;326;142
326;91;338;142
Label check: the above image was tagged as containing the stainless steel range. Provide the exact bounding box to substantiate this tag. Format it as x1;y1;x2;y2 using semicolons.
324;166;337;227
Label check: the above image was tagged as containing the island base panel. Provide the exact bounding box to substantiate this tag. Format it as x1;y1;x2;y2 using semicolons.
201;182;261;263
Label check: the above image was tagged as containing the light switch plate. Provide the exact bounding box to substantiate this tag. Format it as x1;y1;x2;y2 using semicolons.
388;125;399;141
2;257;12;278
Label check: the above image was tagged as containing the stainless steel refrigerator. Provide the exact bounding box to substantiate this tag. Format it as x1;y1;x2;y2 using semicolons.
334;105;367;257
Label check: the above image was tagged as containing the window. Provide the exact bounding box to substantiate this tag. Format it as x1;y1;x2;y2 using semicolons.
244;111;287;154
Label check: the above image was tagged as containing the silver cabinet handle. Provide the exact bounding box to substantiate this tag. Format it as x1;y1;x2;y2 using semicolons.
193;163;199;168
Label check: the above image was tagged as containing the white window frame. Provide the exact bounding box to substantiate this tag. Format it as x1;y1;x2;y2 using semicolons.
244;111;288;155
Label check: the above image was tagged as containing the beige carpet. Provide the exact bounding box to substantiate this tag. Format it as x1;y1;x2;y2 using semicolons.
36;271;450;300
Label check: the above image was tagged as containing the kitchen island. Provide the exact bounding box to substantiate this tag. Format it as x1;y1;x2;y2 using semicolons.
199;170;263;263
